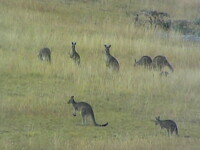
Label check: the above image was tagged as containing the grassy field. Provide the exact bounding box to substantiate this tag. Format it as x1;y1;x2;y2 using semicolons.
0;0;200;149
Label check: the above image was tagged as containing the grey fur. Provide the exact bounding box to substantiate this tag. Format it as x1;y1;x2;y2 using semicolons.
151;55;174;72
70;42;80;65
134;56;152;68
104;44;120;71
68;96;108;127
155;116;178;136
38;47;51;63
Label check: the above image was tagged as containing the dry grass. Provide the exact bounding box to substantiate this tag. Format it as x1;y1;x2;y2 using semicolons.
0;0;200;149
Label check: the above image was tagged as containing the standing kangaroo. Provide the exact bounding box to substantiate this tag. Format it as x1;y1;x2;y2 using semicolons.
68;96;108;127
38;47;51;63
104;44;120;71
70;42;80;65
134;56;152;68
151;55;174;72
155;116;178;136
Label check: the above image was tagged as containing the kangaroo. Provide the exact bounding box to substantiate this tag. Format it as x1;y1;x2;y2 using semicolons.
151;55;174;72
104;44;120;71
134;56;152;68
155;116;178;136
38;47;51;63
68;96;108;127
70;42;80;65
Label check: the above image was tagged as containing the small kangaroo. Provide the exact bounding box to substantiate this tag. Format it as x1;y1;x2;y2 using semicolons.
104;44;120;71
134;56;152;68
68;96;108;127
70;42;80;65
155;116;178;136
38;47;51;63
151;55;174;72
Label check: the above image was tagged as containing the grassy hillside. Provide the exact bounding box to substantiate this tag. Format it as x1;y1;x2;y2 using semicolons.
0;0;200;149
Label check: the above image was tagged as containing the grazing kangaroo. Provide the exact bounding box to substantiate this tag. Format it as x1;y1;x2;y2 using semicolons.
155;116;178;136
70;42;80;65
134;56;152;68
104;44;120;71
151;55;174;72
38;47;51;63
68;96;108;127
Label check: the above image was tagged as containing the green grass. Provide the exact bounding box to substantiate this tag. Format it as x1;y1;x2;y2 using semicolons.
0;0;200;149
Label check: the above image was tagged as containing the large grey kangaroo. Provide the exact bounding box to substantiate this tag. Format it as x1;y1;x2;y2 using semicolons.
70;42;80;65
151;55;174;72
134;56;152;68
38;47;51;63
155;116;178;136
68;96;108;127
104;44;120;71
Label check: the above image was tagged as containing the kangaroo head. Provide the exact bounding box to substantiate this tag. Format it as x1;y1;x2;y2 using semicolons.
68;96;75;104
72;42;76;50
155;116;160;125
104;44;111;53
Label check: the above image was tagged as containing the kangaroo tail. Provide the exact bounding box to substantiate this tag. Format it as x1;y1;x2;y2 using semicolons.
96;122;109;127
91;112;108;127
175;126;179;136
49;55;51;63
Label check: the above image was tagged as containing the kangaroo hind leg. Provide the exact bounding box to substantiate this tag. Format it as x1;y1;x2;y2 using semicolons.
81;111;87;125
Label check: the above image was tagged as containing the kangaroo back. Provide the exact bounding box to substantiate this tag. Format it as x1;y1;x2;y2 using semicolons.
134;56;152;68
152;55;174;72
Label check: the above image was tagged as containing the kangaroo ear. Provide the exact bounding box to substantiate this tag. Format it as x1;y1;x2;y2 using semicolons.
109;45;111;48
158;116;160;120
75;42;76;45
71;96;74;99
104;44;107;48
135;59;137;63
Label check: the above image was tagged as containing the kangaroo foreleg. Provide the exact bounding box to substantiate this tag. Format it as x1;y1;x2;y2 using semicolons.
73;110;77;116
